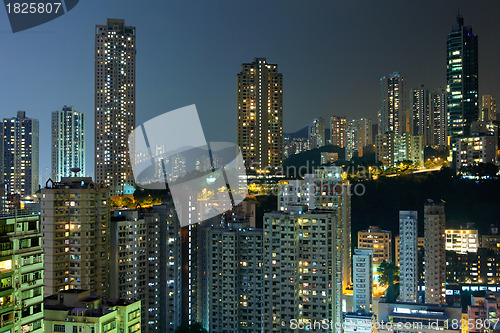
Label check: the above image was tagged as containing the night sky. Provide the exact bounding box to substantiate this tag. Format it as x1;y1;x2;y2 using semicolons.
1;0;500;180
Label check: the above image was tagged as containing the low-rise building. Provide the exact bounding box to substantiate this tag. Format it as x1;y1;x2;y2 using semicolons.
44;289;141;333
376;301;462;332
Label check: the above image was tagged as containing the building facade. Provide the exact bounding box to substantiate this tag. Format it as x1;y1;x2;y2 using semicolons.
358;226;392;265
330;116;347;148
309;117;326;148
445;228;479;253
481;94;497;122
44;290;141;333
380;72;406;135
51;106;85;181
237;57;283;172
95;18;136;195
202;227;263;332
399;211;418;303
263;212;341;332
40;177;110;297
424;201;446;305
431;90;448;146
353;249;373;312
0;214;44;333
1;111;39;196
446;15;479;140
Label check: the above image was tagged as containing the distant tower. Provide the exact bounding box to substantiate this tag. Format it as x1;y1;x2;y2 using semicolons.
399;211;418;303
446;14;479;141
237;58;283;172
1;111;39;196
309;117;326;148
424;200;446;305
51;106;85;181
95;19;136;195
380;72;407;135
330;116;347;147
481;95;497;122
430;90;447;146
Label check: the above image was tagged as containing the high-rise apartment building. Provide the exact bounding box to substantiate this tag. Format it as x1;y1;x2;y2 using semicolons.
1;111;39;196
330;116;347;147
263;212;341;332
430;91;447;146
202;226;263;332
398;211;418;303
237;58;283;172
380;72;406;135
411;85;431;145
356;118;373;157
375;133;424;167
0;214;44;332
446;15;479;140
312;167;352;292
481;94;497;122
353;249;373;313
110;206;182;333
424;201;446;305
345;120;358;160
357;226;392;265
51;106;85;181
151;204;182;332
40;177;110;297
394;236;425;267
309;117;326;148
95;18;136;195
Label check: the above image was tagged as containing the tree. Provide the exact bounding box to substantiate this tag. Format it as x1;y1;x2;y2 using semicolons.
377;261;400;302
174;323;208;333
377;261;399;286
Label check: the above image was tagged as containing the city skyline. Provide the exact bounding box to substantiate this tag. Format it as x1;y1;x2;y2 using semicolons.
2;1;500;178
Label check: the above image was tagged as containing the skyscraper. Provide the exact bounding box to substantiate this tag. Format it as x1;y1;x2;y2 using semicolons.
424;200;446;305
237;58;283;172
202;226;263;332
430;90;447;146
446;14;479;140
309;117;326;148
263;211;341;332
40;177;110;297
330;116;347;147
95;19;136;195
51;106;85;181
411;85;431;145
398;211;418;303
481;94;497;122
345;120;358;160
1;111;39;196
356;118;373;156
380;72;406;135
313;167;351;292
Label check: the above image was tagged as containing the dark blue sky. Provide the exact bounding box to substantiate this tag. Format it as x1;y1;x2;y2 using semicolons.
2;0;500;180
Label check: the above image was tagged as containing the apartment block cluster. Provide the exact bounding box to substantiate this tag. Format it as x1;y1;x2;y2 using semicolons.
284;15;499;175
2;12;500;333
